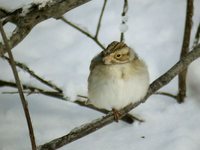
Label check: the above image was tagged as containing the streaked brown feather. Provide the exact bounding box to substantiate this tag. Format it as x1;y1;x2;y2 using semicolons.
103;41;128;55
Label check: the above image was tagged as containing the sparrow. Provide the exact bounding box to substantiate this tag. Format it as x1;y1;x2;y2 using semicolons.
88;41;149;121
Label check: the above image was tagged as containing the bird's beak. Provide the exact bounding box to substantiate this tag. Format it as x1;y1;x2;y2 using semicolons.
103;55;113;65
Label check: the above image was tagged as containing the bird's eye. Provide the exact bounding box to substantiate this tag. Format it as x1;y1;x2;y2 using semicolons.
116;54;121;58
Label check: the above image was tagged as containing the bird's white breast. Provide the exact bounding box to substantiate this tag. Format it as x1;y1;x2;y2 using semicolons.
88;61;149;110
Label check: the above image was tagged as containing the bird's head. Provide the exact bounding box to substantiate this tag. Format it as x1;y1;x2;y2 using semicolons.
102;41;137;65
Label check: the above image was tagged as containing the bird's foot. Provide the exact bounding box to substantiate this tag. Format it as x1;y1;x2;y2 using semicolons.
112;108;122;122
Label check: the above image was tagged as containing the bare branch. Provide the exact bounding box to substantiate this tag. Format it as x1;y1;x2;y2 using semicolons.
177;0;193;103
0;22;36;150
193;22;200;47
61;0;108;50
94;0;107;39
0;80;65;99
38;44;200;150
0;0;92;56
155;91;177;100
60;17;105;50
2;56;62;93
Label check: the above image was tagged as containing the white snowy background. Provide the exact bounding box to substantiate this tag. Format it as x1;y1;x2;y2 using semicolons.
0;0;200;150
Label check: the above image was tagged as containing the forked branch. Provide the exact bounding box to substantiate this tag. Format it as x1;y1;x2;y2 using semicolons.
177;0;193;103
61;17;105;50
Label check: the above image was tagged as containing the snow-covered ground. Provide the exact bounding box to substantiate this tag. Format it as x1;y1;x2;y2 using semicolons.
0;0;200;150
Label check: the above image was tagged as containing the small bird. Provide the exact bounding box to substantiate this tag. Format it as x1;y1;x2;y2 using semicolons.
88;41;149;121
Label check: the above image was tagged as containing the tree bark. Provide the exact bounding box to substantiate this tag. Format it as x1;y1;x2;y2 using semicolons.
177;0;193;103
0;0;92;56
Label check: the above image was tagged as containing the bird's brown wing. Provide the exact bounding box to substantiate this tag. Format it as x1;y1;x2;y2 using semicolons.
89;52;104;71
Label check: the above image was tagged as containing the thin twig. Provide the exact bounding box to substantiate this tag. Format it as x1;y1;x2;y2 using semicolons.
95;0;107;39
77;94;88;99
60;17;105;50
120;0;128;42
193;22;200;48
155;91;177;100
177;0;193;103
0;79;68;100
0;22;36;150
38;44;200;149
2;56;63;93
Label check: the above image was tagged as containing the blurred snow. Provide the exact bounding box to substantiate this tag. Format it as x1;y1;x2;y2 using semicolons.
33;0;51;5
33;0;53;9
0;0;32;11
0;0;52;12
0;0;200;150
